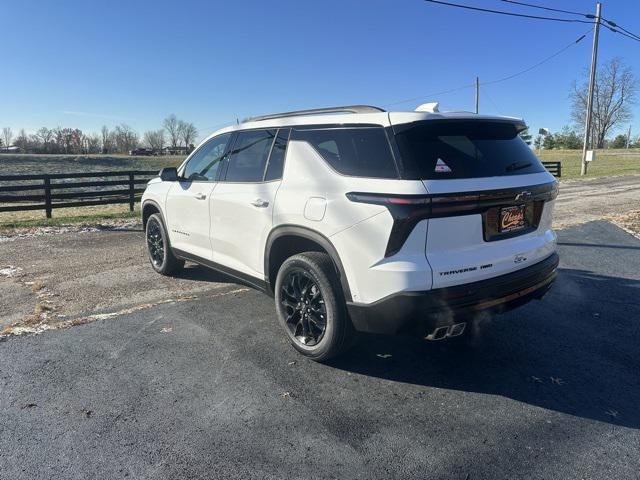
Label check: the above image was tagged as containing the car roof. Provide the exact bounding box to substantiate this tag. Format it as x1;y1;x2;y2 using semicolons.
200;107;526;144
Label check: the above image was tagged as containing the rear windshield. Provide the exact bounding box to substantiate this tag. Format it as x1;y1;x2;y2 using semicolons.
394;121;545;180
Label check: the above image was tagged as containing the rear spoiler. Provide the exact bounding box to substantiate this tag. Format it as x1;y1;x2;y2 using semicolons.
390;116;528;134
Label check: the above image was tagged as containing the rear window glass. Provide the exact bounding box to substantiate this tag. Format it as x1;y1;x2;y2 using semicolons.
292;127;398;178
264;128;290;181
225;129;276;182
394;121;546;180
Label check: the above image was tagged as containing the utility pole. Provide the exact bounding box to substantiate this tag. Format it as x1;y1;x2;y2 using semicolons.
626;125;632;149
580;2;602;176
475;76;479;114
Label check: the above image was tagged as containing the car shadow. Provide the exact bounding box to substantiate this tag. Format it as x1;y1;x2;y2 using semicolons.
172;263;260;289
328;267;640;429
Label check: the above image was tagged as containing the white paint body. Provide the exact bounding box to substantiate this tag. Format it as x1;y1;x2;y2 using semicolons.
142;110;557;306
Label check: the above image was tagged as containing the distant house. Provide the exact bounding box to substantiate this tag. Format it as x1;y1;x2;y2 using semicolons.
162;145;194;155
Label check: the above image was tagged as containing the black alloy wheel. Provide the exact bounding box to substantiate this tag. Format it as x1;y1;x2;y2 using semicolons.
145;213;184;275
274;252;355;361
280;269;327;346
147;219;165;268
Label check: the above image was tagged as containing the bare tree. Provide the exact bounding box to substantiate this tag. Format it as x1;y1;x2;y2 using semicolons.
14;129;30;152
86;133;101;153
101;126;113;154
178;121;198;152
35;127;53;153
113;124;139;153
2;127;13;149
163;114;181;148
144;129;165;152
571;57;637;149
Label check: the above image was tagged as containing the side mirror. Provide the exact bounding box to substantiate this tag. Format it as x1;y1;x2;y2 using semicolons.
159;167;179;182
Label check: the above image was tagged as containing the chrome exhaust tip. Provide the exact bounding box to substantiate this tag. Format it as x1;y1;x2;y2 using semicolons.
425;322;467;341
448;322;466;337
425;326;449;341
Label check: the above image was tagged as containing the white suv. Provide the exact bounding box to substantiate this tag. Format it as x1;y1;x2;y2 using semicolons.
142;105;558;361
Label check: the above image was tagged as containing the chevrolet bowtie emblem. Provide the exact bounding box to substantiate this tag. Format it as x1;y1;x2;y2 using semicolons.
515;191;532;202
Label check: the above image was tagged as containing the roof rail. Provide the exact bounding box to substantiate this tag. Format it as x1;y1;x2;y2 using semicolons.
244;105;386;123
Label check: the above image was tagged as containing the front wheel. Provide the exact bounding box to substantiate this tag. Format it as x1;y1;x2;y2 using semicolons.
275;252;355;361
146;213;184;275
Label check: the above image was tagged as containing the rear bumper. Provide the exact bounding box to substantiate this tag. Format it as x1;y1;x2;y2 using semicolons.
347;252;559;336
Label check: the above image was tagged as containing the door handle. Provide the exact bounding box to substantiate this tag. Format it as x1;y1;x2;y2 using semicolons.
194;193;207;200
250;198;269;208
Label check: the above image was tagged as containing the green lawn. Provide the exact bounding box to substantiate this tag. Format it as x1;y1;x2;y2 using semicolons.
0;153;185;176
537;149;640;179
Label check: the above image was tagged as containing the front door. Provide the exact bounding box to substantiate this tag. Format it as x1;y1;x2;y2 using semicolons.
211;128;289;278
164;133;233;259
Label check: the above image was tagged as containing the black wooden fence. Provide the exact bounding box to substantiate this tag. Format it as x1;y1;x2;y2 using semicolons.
1;162;562;220
542;161;561;178
0;170;158;219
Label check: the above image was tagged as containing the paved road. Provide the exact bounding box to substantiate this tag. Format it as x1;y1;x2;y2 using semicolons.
1;221;639;480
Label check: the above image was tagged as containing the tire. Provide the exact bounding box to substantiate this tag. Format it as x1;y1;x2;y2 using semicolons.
275;252;355;361
146;213;185;275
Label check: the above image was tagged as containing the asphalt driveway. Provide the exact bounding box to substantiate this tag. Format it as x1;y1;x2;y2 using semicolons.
1;221;639;480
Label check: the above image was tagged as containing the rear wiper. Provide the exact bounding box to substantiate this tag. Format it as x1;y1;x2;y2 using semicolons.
505;161;532;172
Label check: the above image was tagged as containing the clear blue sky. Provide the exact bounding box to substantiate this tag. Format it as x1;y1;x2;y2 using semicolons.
2;0;639;142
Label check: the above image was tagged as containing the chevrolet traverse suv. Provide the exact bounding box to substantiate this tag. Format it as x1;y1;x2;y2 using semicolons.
142;105;558;361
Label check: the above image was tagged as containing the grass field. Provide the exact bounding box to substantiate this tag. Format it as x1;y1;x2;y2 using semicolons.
0;154;186;229
0;153;185;176
538;149;640;179
0;205;141;232
1;150;638;228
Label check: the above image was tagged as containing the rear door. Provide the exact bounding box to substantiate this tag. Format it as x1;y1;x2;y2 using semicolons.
164;133;232;259
393;119;557;288
210;128;289;278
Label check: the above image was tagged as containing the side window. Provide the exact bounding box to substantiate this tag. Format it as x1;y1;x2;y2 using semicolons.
264;128;290;181
182;133;232;181
224;129;276;182
292;127;398;178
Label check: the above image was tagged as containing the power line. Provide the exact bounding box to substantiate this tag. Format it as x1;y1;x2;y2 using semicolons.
383;30;589;107
482;30;590;86
423;0;595;24
499;0;589;18
604;24;640;43
495;0;640;44
384;84;476;108
602;18;640;42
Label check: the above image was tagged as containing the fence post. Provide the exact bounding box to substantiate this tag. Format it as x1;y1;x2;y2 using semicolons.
558;162;562;178
128;172;135;212
44;176;52;219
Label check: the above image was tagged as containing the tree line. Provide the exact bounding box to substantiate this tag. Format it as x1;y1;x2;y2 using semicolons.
534;126;640;150
535;57;638;150
0;114;198;155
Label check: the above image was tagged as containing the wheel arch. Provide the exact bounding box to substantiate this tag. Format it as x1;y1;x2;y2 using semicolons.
142;200;164;229
265;225;352;302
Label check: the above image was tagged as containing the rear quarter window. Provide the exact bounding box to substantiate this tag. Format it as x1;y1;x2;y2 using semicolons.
394;121;546;180
292;127;398;179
